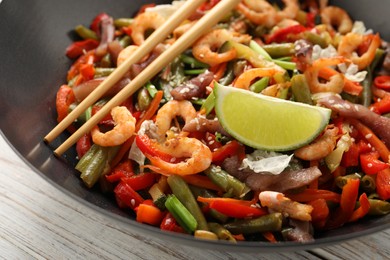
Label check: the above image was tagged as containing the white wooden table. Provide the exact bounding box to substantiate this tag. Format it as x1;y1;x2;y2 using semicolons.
0;135;389;259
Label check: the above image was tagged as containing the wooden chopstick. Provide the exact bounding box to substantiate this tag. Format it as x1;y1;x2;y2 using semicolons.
52;0;241;156
44;0;207;144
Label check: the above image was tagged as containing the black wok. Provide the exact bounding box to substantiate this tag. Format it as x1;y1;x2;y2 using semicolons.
0;0;389;252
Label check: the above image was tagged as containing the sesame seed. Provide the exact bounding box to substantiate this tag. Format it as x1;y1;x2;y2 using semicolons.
365;134;373;139
130;199;136;207
367;163;373;168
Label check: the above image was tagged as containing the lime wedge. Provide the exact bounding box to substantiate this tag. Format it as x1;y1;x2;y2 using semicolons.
213;83;331;151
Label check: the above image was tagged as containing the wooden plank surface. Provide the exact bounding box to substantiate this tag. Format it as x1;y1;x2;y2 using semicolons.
0;135;389;259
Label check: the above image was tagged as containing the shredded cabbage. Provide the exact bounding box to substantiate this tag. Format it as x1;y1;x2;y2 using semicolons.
240;150;293;175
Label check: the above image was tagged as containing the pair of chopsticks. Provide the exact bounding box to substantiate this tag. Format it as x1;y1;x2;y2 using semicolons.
45;0;241;156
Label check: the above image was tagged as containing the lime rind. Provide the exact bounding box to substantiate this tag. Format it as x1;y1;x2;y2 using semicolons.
214;83;331;151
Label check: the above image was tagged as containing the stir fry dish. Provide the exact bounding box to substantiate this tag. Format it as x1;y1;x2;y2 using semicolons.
56;0;390;243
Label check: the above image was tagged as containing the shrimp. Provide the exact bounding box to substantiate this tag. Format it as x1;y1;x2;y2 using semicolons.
275;0;300;21
91;106;136;147
130;12;166;46
116;45;139;66
155;100;197;140
261;83;291;97
304;57;346;94
237;0;277;28
192;29;251;66
320;6;353;34
173;20;196;39
237;0;299;28
259;191;313;221
144;137;212;176
338;33;381;70
233;68;281;89
294;125;340;161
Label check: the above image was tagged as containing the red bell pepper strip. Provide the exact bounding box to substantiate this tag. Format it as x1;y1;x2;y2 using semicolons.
197;197;267;218
360;152;389;175
160;212;186;233
266;25;307;44
136;200;165;226
374;75;390;90
262;232;277;243
110;91;163;168
56;85;75;123
349;119;390;164
91;104;115;126
325;179;360;229
370;95;390;115
376;168;390;200
65;39;99;59
76;133;92;159
67;50;96;82
308;198;329;229
348;193;370;222
212;140;244;163
106;160;134;183
199;0;220;11
114;181;144;210
341;142;360;167
121;173;157;191
79;63;95;82
90;12;111;35
286;189;341;203
135;134;178;163
204;132;222;152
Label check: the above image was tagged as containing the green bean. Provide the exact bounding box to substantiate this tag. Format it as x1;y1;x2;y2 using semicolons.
335;173;362;189
190;98;205;106
100;53;112;68
367;199;390;216
303;31;327;48
262;43;296;58
165;194;197;233
167;175;209;231
249;77;269;93
224;213;283;235
200;90;215;115
208;223;236;242
145;82;158;98
184;68;207;75
291;74;313;105
168;58;187;87
114;18;133;28
383;113;390;119
218;62;235;85
75;25;98;40
360;175;376;194
76;144;109;188
221;40;271;68
273;59;297;71
360;71;373;107
249;40;272;61
180;54;209;68
119;35;132;48
189;185;229;224
137;87;152;111
94;68;115;78
194;230;218;240
69;103;92;127
205;165;250;198
359;49;385;107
